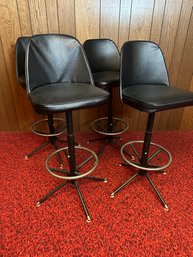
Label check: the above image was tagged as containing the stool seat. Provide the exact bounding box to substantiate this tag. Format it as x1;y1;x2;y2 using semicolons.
123;84;193;112
93;71;119;89
29;83;109;113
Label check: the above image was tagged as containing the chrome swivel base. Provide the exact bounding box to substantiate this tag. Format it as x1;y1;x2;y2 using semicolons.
111;140;172;210
36;146;107;222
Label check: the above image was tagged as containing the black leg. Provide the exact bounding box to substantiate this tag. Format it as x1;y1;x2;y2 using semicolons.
111;171;139;197
74;181;91;222
36;181;68;206
146;173;168;210
25;139;50;159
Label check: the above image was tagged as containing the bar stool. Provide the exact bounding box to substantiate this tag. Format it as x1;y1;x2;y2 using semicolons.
25;34;110;221
83;39;129;157
111;40;193;210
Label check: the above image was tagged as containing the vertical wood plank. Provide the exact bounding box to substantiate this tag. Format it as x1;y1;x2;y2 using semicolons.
0;87;10;130
58;0;76;36
118;0;132;49
28;0;48;34
158;0;183;130
100;0;120;43
0;38;16;130
129;0;154;40
159;0;183;68
75;0;100;43
16;0;32;35
169;0;193;85
0;0;36;131
180;76;193;130
167;9;193;130
150;0;166;44
45;0;59;33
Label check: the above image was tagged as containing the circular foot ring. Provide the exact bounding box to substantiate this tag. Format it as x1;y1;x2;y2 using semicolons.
121;140;172;171
92;117;128;136
31;118;66;137
46;146;98;180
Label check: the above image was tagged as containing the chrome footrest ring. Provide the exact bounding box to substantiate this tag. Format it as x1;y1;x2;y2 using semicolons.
92;117;128;136
31;118;66;137
46;146;98;180
121;140;172;171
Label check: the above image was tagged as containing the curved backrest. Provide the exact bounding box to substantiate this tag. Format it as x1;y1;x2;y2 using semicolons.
83;39;120;73
15;36;30;87
25;34;94;93
120;41;170;94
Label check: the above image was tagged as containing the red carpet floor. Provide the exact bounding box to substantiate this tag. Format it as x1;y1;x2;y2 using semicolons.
0;131;193;256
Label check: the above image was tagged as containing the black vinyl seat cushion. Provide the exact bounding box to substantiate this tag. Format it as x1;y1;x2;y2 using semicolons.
92;71;119;90
122;84;193;113
30;82;109;114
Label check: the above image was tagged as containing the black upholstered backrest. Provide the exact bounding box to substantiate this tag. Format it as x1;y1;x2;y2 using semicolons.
15;36;30;87
25;34;94;93
83;39;120;73
120;41;170;95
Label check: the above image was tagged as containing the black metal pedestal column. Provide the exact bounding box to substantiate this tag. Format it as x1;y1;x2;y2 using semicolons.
65;111;91;221
139;113;155;174
140;113;168;210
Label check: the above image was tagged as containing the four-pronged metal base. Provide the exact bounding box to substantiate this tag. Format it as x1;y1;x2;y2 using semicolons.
36;180;100;222
37;146;107;222
111;140;172;210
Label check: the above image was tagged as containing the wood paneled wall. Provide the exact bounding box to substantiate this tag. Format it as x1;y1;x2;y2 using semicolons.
0;0;193;132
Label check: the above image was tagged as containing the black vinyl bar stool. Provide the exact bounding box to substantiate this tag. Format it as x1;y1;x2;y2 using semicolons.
25;34;110;222
83;39;129;157
16;36;66;163
111;40;193;210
